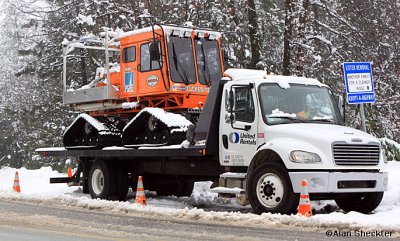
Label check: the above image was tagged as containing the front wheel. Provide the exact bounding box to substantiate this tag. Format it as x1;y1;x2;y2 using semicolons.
334;192;384;214
248;162;299;215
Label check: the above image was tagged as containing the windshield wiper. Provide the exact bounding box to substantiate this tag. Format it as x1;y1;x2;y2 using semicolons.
199;42;211;86
268;116;306;123
171;42;189;85
309;118;337;124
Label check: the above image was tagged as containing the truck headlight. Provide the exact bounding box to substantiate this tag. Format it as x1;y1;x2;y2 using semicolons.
290;151;322;163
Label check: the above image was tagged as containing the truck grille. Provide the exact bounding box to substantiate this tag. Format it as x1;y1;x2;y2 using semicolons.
332;143;380;166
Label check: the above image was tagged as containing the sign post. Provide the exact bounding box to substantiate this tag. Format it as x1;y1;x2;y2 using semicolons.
343;62;375;132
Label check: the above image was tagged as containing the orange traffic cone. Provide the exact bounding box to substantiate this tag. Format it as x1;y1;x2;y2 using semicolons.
67;166;73;178
297;180;312;217
13;171;21;193
135;176;147;205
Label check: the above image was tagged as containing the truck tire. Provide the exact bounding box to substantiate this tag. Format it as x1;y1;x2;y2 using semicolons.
248;162;299;215
88;160;117;200
334;192;384;214
179;179;194;197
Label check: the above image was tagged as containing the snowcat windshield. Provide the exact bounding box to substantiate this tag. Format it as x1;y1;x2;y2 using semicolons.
259;83;344;125
194;38;223;85
167;36;197;84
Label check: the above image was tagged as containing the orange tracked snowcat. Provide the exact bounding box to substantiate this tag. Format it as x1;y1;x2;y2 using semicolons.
62;24;224;149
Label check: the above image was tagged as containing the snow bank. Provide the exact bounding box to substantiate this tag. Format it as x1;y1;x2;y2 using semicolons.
0;163;400;233
0;167;79;196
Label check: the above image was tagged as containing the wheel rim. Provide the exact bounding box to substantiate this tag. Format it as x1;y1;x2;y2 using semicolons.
256;173;284;208
91;169;104;195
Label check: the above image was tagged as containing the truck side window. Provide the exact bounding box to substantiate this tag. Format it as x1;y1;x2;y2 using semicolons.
140;42;161;72
122;46;136;63
234;87;255;123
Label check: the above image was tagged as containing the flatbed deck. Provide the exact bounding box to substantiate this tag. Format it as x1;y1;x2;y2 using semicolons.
36;145;209;159
37;145;221;179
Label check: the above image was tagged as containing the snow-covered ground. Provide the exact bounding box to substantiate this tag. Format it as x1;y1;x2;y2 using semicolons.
0;162;399;233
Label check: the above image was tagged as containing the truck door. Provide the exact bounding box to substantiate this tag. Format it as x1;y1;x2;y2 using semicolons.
220;81;258;166
138;41;163;94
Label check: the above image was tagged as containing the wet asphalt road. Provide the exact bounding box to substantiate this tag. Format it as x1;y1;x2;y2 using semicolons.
0;200;396;241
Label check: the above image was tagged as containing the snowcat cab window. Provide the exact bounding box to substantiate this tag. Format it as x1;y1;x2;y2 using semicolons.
122;46;136;63
167;36;197;84
140;41;161;72
194;38;223;85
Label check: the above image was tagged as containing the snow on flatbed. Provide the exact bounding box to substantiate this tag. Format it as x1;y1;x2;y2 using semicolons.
0;163;399;232
35;147;67;152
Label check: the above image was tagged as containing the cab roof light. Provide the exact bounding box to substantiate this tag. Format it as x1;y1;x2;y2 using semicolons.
209;34;217;40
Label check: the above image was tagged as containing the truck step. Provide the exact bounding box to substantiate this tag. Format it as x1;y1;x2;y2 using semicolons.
210;172;247;194
220;172;246;179
210;187;245;194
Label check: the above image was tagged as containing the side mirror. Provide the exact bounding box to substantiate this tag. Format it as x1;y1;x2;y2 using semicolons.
149;42;160;61
228;89;235;123
228;89;235;111
335;93;346;123
223;48;229;67
337;95;344;116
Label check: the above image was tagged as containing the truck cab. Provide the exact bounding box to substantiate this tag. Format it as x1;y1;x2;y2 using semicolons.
215;69;388;214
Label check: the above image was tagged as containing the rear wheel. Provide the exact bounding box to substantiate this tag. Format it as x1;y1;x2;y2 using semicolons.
248;162;299;215
89;160;116;200
334;192;384;214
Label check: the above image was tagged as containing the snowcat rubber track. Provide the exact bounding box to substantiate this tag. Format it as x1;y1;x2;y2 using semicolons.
63;114;122;149
122;111;187;147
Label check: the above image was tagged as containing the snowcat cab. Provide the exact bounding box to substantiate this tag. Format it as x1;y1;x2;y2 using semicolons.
62;25;225;149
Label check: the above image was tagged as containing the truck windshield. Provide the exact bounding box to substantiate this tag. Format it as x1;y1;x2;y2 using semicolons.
259;83;344;125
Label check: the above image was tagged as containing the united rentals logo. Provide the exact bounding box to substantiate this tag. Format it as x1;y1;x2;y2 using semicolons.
146;75;159;87
229;132;256;145
229;132;240;144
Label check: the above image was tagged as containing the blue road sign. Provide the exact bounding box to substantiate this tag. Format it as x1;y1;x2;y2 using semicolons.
343;62;375;104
